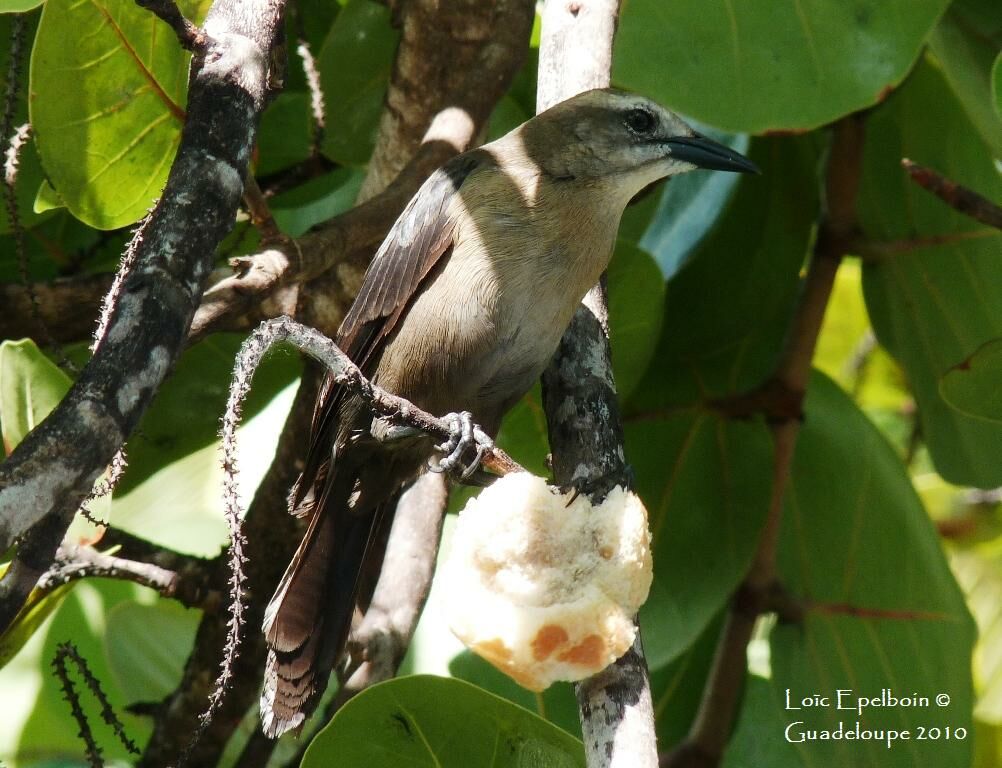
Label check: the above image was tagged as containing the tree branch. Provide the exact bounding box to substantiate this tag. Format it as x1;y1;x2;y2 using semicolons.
0;0;288;627
536;2;658;767
902;158;1002;231
0;274;113;344
134;0;206;51
37;543;219;611
665;114;866;768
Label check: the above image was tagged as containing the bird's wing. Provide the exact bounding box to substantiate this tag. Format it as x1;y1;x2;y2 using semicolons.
293;149;488;513
338;149;487;364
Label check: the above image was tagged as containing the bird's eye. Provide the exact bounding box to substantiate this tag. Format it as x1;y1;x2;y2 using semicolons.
624;108;657;135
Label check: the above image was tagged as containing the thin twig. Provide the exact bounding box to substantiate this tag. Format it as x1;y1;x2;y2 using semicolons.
859;228;997;259
135;0;206;51
227;318;522;477
902;158;1002;231
242;174;280;241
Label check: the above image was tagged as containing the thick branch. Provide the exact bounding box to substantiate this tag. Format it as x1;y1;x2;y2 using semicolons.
0;0;287;606
668;115;866;768
0;274;113;344
536;2;657;768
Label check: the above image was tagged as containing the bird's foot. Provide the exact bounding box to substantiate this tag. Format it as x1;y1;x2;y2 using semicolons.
429;411;494;482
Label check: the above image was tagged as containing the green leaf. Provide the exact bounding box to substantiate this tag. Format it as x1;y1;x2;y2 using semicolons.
814;260;910;414
0;0;44;11
639;131;748;277
494;384;549;478
723;675;806;768
994;51;1002;122
317;0;399;166
447;652;581;740
614;0;951;133
927;0;1002;156
105;600;200;703
607;241;664;399
32;177;65;214
628;134;819;410
737;373;975;767
860;56;1002;487
303;675;585;767
29;0;209;229
0;572;72;667
255;92;314;177
271;168;365;236
940;337;1002;423
0;338;71;455
110;338;300;555
2;580;154;764
0;337;111;537
615;137;816;665
952;546;1002;728
649;612;723;749
627;414;772;666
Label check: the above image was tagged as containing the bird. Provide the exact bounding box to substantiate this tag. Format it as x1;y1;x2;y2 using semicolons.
259;87;758;737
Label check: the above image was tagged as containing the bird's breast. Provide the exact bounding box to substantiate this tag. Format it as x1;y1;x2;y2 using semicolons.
374;179;620;433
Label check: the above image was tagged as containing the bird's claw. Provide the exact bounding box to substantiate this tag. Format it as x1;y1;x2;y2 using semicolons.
429;412;493;481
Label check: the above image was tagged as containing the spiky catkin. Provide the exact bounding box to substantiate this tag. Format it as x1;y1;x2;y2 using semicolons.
52;641;140;766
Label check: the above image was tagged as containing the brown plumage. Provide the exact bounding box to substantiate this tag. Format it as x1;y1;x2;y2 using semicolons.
260;88;758;737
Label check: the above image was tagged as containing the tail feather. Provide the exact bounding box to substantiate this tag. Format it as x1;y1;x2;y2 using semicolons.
260;463;392;738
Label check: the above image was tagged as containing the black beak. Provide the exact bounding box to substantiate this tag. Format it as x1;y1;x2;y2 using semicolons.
665;134;760;174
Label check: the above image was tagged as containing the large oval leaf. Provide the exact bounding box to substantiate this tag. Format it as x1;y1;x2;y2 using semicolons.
860;56;1002;487
29;0;208;229
627;413;772;666
318;0;399;166
607;240;664;400
927;0;1002;156
614;0;951;133
724;373;975;767
105;600;200;703
940;338;1002;424
303;675;585;767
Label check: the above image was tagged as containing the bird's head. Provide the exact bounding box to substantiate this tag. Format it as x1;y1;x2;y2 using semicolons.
514;88;758;199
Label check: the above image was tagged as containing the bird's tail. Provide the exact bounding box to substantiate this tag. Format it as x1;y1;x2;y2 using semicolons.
260;467;382;738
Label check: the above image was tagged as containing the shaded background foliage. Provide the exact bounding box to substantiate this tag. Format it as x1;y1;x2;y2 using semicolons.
0;0;1000;765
